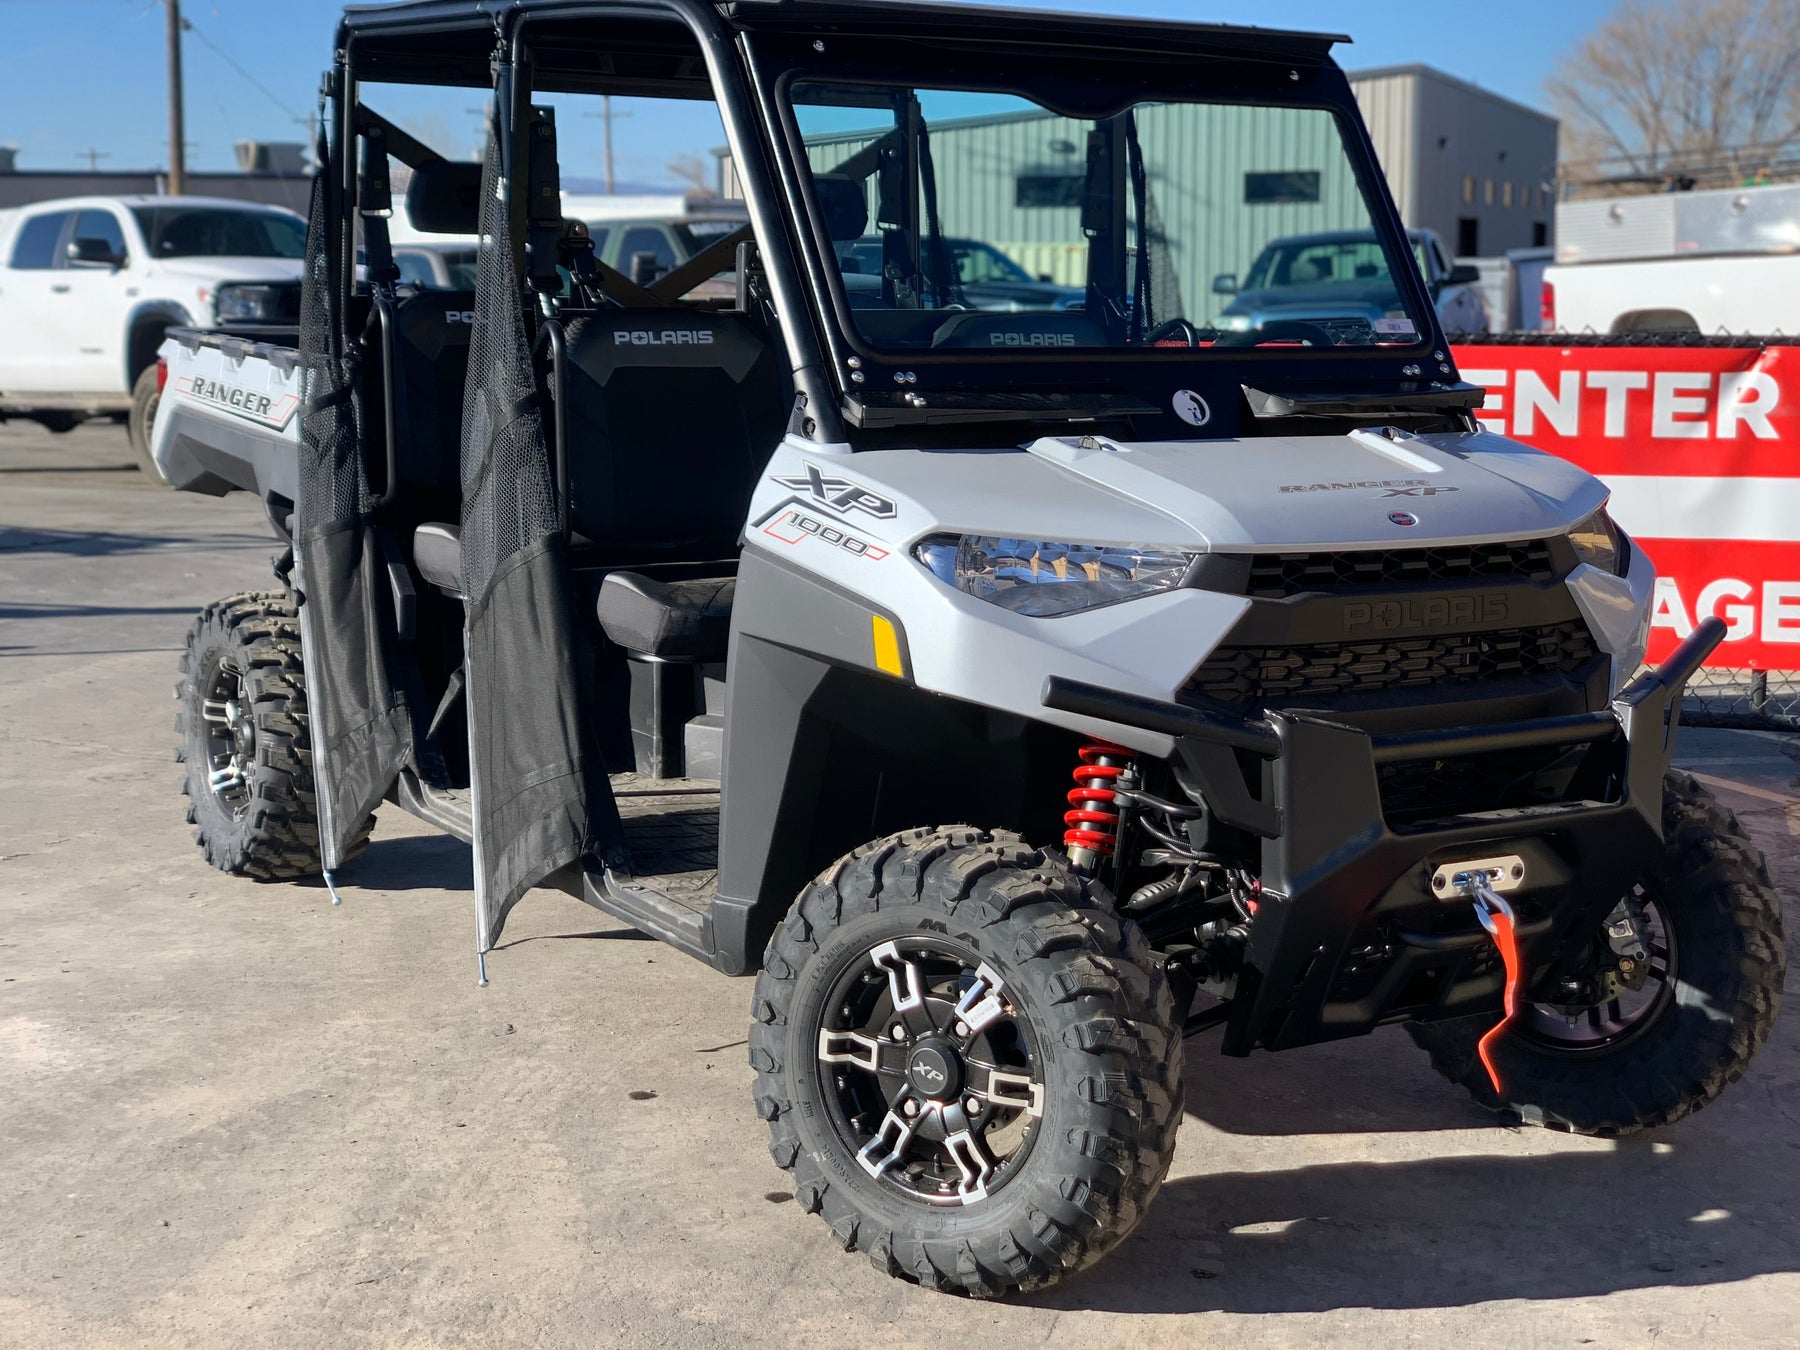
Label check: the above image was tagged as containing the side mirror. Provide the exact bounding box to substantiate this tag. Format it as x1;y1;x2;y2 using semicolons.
1212;272;1238;295
68;237;127;269
1037;272;1055;284
629;250;665;287
1445;263;1481;287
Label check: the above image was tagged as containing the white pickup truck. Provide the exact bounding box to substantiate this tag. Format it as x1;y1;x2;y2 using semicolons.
1545;181;1800;335
0;195;304;479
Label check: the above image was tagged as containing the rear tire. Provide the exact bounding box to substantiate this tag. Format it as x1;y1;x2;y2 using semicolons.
1409;771;1784;1135
175;591;372;880
129;365;168;485
749;826;1182;1296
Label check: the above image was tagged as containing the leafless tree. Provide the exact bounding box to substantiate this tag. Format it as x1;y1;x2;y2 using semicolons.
666;153;712;193
1549;0;1800;181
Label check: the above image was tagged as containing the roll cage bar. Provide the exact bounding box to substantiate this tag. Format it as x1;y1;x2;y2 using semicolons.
327;0;1446;450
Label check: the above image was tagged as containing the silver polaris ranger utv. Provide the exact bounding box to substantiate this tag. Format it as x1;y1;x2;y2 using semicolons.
154;0;1783;1297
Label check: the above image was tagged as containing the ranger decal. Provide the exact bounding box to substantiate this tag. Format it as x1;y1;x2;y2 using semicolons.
174;376;300;430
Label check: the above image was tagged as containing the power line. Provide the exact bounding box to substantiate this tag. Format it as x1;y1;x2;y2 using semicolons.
182;14;305;124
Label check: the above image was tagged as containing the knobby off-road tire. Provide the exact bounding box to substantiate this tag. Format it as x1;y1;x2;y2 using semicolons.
749;826;1183;1297
1410;771;1784;1135
175;591;372;879
129;364;169;485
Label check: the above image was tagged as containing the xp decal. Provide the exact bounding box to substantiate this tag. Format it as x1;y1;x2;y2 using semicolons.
772;464;898;520
1281;478;1432;494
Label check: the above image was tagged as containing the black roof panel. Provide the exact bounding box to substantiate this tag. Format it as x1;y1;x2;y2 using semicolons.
339;0;1346;66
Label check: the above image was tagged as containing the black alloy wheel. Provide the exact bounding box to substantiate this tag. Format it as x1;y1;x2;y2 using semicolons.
750;826;1183;1296
818;936;1044;1207
1410;771;1784;1135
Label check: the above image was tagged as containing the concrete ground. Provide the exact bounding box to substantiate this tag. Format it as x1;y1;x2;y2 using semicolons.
2;422;1797;1350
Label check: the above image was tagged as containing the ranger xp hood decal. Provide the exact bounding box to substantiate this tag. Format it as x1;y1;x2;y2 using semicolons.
1020;431;1607;551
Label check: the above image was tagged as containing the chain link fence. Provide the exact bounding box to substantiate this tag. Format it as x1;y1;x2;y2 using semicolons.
1684;669;1800;732
1449;330;1794;348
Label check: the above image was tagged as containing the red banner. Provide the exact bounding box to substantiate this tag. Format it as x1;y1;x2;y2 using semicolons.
1451;343;1800;668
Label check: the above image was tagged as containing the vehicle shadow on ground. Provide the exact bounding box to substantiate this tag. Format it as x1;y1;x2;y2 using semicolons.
0;527;274;558
0;461;136;474
1177;1028;1498;1136
1028;1126;1800;1314
341;832;474;892
0;602;204;621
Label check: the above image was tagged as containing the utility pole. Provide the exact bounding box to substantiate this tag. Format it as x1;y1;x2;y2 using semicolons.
165;0;186;195
584;98;633;193
78;148;112;174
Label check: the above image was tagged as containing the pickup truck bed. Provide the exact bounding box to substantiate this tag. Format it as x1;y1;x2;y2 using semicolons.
152;327;301;514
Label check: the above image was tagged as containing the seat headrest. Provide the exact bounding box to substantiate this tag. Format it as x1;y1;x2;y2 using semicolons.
814;174;869;242
406;161;483;235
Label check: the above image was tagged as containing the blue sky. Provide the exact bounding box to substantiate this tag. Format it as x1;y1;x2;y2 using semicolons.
2;0;1612;183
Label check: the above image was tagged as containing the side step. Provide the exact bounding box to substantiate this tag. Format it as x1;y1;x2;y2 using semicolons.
390;769;475;843
582;867;718;966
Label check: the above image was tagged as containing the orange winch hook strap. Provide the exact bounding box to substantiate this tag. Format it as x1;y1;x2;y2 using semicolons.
1472;889;1522;1096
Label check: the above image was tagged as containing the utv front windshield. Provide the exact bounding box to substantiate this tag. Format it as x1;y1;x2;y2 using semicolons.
787;83;1429;352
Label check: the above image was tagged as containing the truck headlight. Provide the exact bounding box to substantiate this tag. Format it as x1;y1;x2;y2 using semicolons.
914;534;1193;617
213;283;291;324
1568;507;1627;576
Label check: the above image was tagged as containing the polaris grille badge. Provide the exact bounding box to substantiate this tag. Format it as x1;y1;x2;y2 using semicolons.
1388;510;1420;527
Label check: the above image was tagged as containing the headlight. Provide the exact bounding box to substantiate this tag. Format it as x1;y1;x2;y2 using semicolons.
1568;507;1628;576
213;283;292;324
914;534;1193;617
1221;314;1253;332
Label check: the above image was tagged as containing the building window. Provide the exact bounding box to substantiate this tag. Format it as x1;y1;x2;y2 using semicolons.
1015;171;1084;208
1502;181;1514;207
1463;173;1475;204
1484;179;1495;206
1243;170;1321;204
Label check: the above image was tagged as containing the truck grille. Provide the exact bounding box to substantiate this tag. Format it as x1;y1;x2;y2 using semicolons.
1183;619;1598;712
1239;540;1559;599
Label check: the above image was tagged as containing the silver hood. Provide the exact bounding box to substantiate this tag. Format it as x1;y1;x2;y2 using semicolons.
1018;429;1608;552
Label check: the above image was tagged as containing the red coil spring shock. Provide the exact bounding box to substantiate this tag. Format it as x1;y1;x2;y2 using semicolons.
1064;740;1136;870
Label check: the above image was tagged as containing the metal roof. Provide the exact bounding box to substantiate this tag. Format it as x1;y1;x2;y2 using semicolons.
337;0;1347;64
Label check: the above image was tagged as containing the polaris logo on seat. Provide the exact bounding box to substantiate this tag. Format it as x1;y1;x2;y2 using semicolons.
988;332;1076;347
446;310;477;325
1343;594;1508;634
614;329;715;346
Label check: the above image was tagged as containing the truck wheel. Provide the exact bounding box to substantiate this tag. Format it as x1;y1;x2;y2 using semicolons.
174;591;372;880
129;365;169;485
1409;772;1784;1135
749;826;1182;1296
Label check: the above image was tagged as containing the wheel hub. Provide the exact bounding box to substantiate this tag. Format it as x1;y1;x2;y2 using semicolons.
817;937;1044;1207
198;661;254;817
1519;887;1676;1052
904;1040;964;1101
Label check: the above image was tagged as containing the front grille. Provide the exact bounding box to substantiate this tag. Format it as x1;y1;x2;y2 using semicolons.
1239;540;1559;599
1378;741;1595;828
1184;618;1598;712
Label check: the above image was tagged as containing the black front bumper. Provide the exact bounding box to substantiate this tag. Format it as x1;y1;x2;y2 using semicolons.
1044;617;1727;1055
